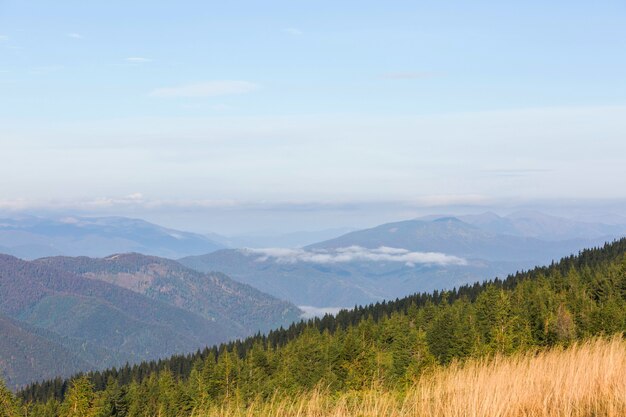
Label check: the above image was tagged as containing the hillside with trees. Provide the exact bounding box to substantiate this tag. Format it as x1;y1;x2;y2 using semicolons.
0;254;300;388
0;314;89;389
10;238;626;416
34;253;301;335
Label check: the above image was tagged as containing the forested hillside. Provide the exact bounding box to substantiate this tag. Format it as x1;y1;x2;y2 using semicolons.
0;254;300;388
34;253;301;335
0;314;89;388
12;238;626;416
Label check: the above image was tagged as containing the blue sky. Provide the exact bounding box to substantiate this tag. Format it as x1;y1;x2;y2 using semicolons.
1;1;625;233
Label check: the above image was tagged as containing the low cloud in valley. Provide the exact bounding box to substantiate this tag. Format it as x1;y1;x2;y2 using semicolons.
241;246;467;267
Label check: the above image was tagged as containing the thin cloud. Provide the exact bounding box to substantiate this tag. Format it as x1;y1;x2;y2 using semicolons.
481;168;553;178
283;27;303;36
406;194;491;208
0;195;494;214
0;35;8;42
28;65;64;75
150;81;259;98
67;33;83;39
241;246;468;267
126;57;152;64
382;71;437;79
210;103;232;111
0;196;244;212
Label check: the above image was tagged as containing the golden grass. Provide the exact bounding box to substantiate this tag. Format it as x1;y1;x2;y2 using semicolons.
193;336;626;417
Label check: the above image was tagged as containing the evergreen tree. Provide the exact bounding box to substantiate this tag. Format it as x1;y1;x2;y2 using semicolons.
404;328;436;384
0;377;20;417
60;376;95;417
93;377;127;417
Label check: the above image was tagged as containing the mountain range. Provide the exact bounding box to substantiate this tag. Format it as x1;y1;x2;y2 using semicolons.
2;211;625;388
180;214;625;306
17;237;626;417
435;211;624;241
0;254;300;388
0;216;224;260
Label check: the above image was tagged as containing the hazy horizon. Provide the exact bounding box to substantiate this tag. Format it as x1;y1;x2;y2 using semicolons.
2;1;625;234
2;200;626;237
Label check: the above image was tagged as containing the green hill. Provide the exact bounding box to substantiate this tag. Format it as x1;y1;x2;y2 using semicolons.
0;313;89;388
0;254;301;389
34;253;301;335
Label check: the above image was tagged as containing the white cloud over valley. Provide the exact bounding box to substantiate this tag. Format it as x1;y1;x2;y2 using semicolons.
241;246;467;267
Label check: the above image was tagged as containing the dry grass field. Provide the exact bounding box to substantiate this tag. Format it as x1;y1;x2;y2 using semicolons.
196;336;626;417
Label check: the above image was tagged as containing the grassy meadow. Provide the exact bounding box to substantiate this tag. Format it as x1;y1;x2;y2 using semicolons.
197;336;626;417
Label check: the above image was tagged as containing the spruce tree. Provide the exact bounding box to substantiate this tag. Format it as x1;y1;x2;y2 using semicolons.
0;377;20;417
60;376;95;417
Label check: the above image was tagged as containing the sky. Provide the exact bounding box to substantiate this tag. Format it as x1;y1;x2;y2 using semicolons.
1;1;625;234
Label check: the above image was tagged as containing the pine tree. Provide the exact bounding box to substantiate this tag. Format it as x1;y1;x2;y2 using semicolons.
60;376;95;417
0;377;20;417
93;377;127;417
404;328;436;384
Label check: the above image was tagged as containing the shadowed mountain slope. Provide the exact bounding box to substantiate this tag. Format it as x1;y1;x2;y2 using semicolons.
34;253;301;335
0;313;89;388
0;254;300;388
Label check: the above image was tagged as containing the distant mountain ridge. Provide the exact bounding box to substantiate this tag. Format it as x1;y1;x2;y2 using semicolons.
180;214;624;307
0;216;224;259
438;211;625;241
305;217;612;262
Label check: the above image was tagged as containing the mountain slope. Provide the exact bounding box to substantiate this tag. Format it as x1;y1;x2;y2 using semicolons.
0;254;234;354
180;248;505;306
306;217;608;262
34;253;301;335
1;254;294;388
457;211;626;241
180;217;615;306
0;311;135;389
0;216;224;259
0;313;89;388
0;253;302;388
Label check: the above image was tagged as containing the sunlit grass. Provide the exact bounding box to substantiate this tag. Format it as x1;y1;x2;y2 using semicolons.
194;336;626;417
